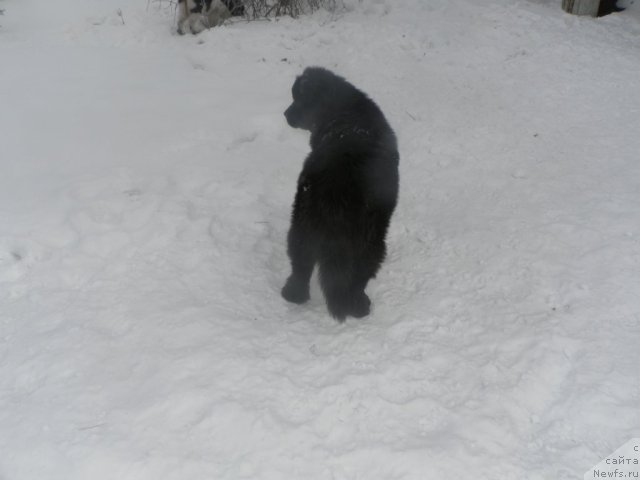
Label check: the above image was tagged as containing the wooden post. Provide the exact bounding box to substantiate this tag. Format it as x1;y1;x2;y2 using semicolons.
562;0;601;16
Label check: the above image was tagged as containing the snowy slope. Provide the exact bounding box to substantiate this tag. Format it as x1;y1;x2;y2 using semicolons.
1;0;639;479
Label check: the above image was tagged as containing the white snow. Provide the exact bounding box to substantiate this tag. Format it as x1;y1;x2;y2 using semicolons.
1;0;639;479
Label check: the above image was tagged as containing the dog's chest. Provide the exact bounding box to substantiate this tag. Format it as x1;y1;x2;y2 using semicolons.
297;173;312;197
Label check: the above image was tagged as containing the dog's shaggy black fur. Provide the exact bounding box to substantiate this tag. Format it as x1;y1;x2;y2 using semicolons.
282;67;399;321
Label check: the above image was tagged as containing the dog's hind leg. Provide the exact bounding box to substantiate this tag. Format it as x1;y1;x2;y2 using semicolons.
317;248;365;322
282;224;315;305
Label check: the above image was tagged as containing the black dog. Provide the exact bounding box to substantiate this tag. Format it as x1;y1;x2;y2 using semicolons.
282;67;399;321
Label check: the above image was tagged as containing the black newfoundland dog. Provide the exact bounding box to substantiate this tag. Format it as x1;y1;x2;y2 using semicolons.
281;67;399;322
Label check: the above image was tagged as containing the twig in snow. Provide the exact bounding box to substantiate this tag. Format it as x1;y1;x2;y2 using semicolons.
78;423;106;431
117;8;125;25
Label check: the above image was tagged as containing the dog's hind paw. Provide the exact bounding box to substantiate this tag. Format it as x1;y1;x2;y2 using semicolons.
281;277;310;305
349;292;371;318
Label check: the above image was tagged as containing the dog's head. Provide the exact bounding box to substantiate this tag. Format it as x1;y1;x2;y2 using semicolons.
284;67;349;132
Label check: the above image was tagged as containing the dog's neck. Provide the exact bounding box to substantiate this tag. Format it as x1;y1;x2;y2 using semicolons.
310;115;372;151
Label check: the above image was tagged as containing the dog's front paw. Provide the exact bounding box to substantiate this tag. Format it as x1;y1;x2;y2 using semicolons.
281;277;310;304
349;292;371;318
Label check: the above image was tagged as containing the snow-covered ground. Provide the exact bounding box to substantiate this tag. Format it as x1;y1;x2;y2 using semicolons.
1;0;639;478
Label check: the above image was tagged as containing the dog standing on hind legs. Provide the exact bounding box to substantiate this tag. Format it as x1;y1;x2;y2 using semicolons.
281;67;399;322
